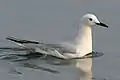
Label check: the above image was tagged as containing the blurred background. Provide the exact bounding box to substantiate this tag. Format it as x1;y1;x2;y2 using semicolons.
0;0;119;80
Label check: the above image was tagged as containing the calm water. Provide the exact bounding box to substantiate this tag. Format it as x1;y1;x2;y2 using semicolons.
0;0;120;80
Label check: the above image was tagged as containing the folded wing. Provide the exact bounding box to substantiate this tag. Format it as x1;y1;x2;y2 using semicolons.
5;36;76;59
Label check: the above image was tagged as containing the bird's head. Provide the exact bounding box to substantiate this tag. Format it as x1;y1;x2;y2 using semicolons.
81;13;108;28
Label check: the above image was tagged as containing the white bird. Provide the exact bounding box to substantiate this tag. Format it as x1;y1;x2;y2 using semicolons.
6;13;108;59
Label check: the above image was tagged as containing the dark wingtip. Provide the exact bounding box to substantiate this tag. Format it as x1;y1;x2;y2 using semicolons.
6;36;40;44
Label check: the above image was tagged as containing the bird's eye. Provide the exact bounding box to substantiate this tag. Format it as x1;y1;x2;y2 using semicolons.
89;18;92;21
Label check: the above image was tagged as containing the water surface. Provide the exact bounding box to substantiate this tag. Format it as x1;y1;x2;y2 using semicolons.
0;0;120;80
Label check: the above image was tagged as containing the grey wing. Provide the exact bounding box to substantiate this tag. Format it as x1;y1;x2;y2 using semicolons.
5;36;76;59
6;36;76;54
45;43;76;54
22;42;76;53
21;43;72;59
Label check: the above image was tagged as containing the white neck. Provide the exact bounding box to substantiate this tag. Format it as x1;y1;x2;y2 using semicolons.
75;24;92;57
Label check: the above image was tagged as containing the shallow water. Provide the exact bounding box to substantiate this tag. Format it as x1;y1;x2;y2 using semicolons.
0;0;120;80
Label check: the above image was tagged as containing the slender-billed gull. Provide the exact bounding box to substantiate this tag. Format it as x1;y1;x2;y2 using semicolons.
6;13;108;59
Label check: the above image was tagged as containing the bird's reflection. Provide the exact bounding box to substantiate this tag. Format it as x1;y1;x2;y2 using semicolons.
0;47;104;80
76;58;92;80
